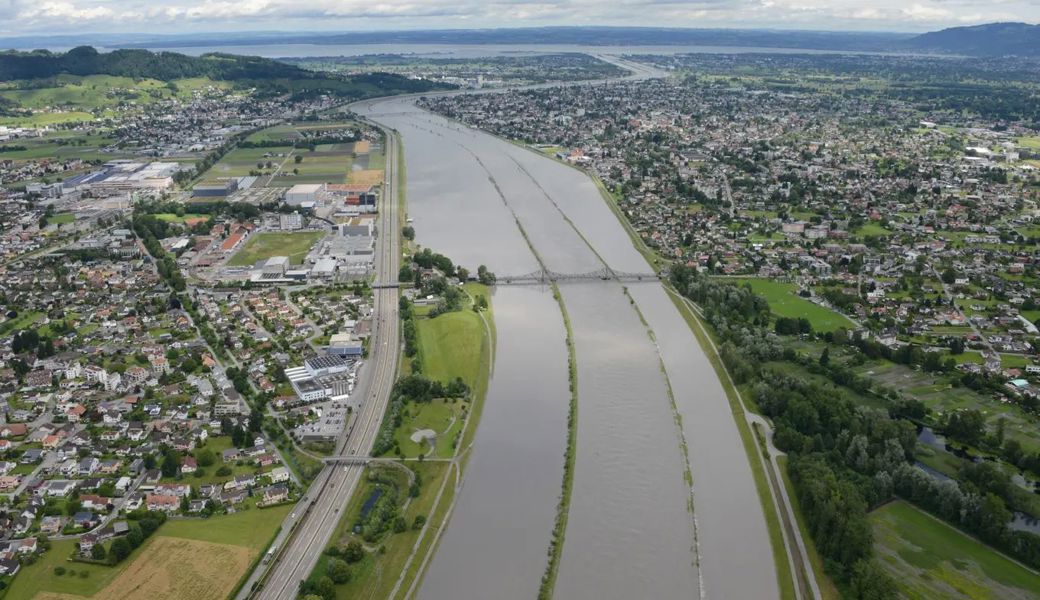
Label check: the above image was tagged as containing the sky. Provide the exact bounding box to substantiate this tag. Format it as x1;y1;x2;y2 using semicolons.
0;0;1036;36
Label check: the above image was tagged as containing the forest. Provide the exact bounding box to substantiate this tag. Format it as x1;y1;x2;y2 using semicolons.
669;265;1040;599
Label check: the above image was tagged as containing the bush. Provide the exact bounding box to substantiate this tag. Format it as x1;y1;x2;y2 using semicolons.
326;558;352;584
342;541;364;563
53;566;66;576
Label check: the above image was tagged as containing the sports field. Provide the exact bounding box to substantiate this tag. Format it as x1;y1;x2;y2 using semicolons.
736;279;856;332
227;231;326;266
871;500;1040;600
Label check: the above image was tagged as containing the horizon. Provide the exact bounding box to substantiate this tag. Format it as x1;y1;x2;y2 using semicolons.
1;1;1038;37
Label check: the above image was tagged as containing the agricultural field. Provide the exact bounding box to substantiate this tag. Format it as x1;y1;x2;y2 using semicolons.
5;506;289;600
206;146;294;178
227;231;326;267
152;213;209;224
871;500;1040;600
735;278;856;332
202;121;376;187
32;538;250;600
0;133;122;162
0;75;234;126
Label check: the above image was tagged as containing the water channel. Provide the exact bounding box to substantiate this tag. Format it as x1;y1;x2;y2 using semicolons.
356;79;779;599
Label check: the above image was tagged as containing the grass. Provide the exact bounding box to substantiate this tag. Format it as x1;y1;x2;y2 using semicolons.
871;500;1040;600
413;305;486;388
5;504;288;600
393;399;465;459
0;311;43;335
48;213;75;225
227;231;325;267
312;461;452;600
1017;136;1040;150
3;539;123;600
537;282;579;600
855;222;892;237
152;213;208;224
161;504;291;550
734;279;856;333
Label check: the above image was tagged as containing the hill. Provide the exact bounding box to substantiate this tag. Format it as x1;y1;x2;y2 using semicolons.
113;26;912;53
0;46;452;99
905;22;1040;56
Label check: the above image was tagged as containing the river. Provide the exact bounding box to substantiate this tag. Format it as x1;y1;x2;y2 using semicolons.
356;80;778;599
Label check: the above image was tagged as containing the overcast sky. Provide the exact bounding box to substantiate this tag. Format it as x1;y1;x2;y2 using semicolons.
0;0;1036;36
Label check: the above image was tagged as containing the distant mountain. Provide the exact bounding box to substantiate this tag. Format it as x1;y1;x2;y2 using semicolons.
0;46;311;81
905;22;1040;56
0;46;452;100
110;26;912;53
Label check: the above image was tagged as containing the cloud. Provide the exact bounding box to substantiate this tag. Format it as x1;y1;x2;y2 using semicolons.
3;0;1039;34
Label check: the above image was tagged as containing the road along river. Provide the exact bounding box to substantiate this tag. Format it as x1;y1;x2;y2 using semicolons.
356;83;779;600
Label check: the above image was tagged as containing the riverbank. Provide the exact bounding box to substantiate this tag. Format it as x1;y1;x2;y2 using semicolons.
303;279;496;599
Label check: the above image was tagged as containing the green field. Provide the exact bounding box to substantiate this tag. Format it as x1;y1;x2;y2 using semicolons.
207;146;294;178
3;503;288;600
392;398;465;458
736;279;856;332
1017;136;1040;149
0;311;43;335
153;213;208;224
160;504;291;549
227;231;326;266
414;304;487;387
48;213;75;225
871;500;1040;600
855;222;891;236
206;121;363;187
0;75;232;116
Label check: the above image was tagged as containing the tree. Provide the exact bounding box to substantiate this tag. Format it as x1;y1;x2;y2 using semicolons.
196;448;216;467
401;225;415;240
90;544;107;560
945;409;986;446
819;347;830;367
342;541;364;563
315;576;336;600
110;538;131;562
326;558;352;584
941;267;957;284
160;448;181;478
476;264;496;285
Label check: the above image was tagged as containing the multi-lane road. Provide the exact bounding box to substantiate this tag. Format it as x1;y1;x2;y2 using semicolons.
242;125;401;600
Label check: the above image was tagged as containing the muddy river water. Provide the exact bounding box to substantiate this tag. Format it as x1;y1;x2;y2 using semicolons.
355;91;778;599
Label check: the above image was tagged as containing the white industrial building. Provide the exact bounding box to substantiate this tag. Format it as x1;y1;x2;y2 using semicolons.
284;184;326;206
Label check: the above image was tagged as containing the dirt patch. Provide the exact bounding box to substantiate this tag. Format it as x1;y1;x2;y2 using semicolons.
347;169;384;186
35;537;252;600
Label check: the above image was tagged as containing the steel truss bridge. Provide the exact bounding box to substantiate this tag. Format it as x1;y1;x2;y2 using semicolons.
372;267;663;289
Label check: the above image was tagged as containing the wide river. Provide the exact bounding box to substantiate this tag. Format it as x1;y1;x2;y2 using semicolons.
355;80;778;599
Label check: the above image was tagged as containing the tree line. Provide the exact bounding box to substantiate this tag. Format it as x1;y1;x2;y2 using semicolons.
670;265;1040;598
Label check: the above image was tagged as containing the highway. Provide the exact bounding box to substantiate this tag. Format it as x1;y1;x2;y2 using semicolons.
242;124;401;600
